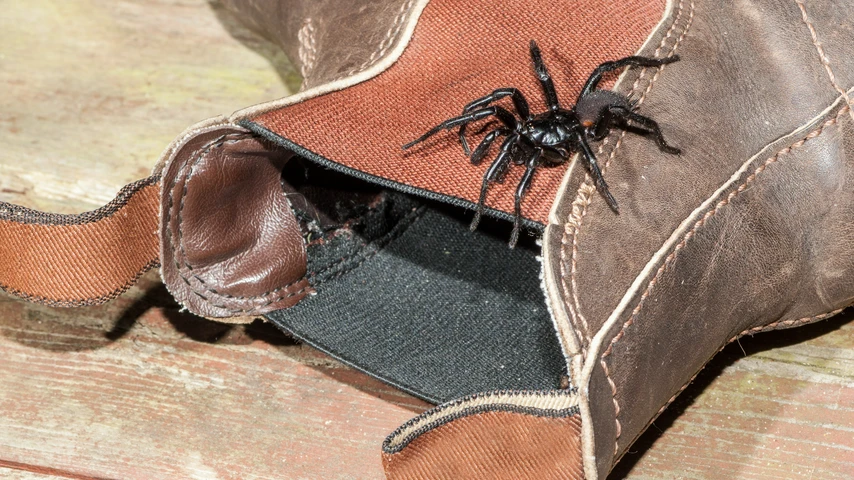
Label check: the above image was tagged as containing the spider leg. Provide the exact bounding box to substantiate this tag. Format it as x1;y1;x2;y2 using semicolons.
459;88;530;155
403;106;517;150
529;40;560;111
509;148;542;248
606;106;680;154
590;107;616;141
470;134;518;232
470;128;510;165
577;55;680;102
574;130;619;213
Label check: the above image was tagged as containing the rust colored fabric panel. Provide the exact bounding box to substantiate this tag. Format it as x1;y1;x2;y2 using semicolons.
253;0;667;225
383;410;584;480
0;177;160;306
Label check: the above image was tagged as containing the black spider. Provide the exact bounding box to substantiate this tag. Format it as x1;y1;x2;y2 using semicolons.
403;40;681;247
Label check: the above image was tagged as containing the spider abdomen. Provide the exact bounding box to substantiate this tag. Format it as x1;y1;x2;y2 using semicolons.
574;90;632;127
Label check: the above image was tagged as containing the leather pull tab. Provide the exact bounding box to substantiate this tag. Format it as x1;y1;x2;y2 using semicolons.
0;177;160;306
158;126;310;320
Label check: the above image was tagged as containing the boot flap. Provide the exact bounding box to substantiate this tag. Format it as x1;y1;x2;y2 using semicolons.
237;0;670;230
0;177;159;306
220;0;420;91
541;0;854;477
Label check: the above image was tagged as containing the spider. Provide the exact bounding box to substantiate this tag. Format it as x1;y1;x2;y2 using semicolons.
403;40;681;247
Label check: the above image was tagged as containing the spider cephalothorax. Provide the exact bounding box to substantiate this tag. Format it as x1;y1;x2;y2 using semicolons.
403;40;681;247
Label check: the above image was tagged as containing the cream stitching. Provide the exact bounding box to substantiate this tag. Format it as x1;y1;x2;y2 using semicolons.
344;0;414;77
297;18;318;81
602;104;850;455
163;133;309;315
559;0;694;352
580;0;694;456
795;0;854;122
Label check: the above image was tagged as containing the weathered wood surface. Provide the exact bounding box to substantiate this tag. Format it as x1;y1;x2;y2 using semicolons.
0;275;430;479
1;1;853;479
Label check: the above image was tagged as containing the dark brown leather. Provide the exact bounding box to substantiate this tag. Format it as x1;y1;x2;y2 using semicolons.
382;391;583;480
159;125;310;320
542;0;854;477
220;0;418;90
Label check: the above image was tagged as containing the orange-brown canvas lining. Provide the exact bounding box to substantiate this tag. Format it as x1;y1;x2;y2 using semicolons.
0;177;160;307
252;0;668;225
383;410;584;480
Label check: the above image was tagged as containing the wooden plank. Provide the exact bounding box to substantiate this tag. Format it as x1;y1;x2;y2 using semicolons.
0;274;429;479
0;466;80;480
0;0;297;213
613;312;854;479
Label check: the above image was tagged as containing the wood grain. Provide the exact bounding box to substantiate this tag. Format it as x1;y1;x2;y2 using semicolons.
0;274;430;479
612;312;854;479
1;0;853;479
0;0;297;213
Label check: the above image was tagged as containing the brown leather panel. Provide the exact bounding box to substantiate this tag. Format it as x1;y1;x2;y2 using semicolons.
798;0;854;95
160;127;309;319
0;178;159;306
383;410;583;480
252;0;667;226
605;104;854;459
562;0;840;353
586;359;618;478
220;0;416;90
539;0;854;477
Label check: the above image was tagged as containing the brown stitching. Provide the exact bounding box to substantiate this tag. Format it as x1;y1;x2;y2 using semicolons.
795;0;854;122
559;0;694;351
201;285;311;315
163;133;309;316
602;104;850;455
737;308;843;336
0;259;160;308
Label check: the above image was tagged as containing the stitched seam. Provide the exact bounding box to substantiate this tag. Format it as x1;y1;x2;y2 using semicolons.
383;404;581;454
344;0;413;77
383;388;580;453
602;104;850;456
297;18;318;80
559;0;694;352
163;133;309;315
795;0;854;122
